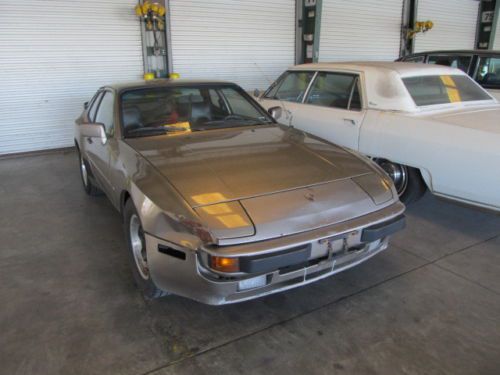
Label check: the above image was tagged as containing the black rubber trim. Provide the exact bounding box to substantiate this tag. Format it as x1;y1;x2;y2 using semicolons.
239;245;311;274
361;215;406;242
158;245;186;260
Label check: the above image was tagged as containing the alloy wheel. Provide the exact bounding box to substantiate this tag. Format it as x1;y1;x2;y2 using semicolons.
129;214;149;280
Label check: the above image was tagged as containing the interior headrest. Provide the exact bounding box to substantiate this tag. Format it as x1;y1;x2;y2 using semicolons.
123;107;142;128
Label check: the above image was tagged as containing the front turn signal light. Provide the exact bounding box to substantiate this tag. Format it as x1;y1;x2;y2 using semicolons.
211;256;239;273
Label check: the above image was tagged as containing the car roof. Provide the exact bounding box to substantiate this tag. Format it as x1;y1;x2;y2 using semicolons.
289;61;465;77
288;61;484;112
104;79;239;93
404;49;500;56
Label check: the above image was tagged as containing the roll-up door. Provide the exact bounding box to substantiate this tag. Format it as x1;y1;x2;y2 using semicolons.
318;0;404;61
0;0;144;155
414;0;480;52
494;13;500;50
168;0;295;90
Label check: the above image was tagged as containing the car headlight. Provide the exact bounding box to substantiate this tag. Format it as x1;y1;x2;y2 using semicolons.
194;201;255;240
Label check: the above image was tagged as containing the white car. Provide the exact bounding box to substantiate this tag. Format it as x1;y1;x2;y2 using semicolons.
257;62;500;211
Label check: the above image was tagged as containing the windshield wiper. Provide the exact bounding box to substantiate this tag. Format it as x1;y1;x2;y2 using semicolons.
198;118;271;128
125;127;170;138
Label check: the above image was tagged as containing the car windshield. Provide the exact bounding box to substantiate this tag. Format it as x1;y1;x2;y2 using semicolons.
121;85;272;137
402;75;492;107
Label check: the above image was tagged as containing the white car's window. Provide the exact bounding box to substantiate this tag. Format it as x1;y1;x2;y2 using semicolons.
427;55;472;73
95;91;115;136
305;72;361;110
403;75;492;106
404;56;425;63
264;71;315;103
476;56;500;89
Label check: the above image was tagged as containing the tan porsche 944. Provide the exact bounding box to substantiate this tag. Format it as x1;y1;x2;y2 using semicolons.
75;79;405;305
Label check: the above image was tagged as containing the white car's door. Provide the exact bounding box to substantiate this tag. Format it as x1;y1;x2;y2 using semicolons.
258;70;316;126
288;71;366;151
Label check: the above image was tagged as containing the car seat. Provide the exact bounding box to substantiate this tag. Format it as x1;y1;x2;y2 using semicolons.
123;106;143;132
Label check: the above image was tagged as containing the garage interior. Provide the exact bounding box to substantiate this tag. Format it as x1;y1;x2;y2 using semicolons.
1;0;500;374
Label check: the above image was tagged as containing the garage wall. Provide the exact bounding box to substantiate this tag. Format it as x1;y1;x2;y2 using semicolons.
318;0;404;61
168;0;296;90
414;0;480;52
494;5;500;50
0;0;144;155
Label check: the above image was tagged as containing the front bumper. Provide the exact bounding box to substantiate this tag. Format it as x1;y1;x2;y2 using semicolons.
146;202;405;305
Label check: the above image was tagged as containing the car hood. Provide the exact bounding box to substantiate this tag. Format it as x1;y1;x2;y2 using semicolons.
424;105;500;134
126;125;395;243
127;125;374;206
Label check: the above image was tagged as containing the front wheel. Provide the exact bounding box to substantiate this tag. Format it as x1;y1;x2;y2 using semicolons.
374;159;426;204
77;149;102;196
123;199;168;299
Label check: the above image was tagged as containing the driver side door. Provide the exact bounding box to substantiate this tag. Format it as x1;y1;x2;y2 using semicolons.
289;71;366;151
84;89;116;199
258;70;316;125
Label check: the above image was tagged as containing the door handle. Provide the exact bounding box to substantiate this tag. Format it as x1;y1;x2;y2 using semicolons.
86;137;93;144
343;118;356;125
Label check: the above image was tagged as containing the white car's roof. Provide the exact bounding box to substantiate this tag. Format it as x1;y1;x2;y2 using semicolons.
289;61;481;112
291;61;465;78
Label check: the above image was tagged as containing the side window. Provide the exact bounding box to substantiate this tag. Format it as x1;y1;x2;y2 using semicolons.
404;55;425;63
208;89;230;116
476;57;500;88
264;71;315;103
88;92;103;123
94;91;115;136
305;72;360;110
349;78;362;110
428;55;472;73
220;88;262;118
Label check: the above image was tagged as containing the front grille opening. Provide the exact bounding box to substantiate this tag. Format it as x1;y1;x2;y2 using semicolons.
278;255;328;275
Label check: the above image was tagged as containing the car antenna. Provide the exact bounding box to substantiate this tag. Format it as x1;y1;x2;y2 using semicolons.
253;62;292;125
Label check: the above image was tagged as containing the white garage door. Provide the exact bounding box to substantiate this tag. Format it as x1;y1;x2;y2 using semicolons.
414;0;480;52
169;0;295;90
494;16;500;50
0;0;144;155
318;0;404;61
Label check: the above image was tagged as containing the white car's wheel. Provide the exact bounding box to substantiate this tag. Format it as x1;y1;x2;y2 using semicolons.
374;159;426;204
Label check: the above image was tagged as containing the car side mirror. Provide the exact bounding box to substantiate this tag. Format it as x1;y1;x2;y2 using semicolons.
253;88;261;98
84;101;89;109
80;123;107;144
267;106;282;120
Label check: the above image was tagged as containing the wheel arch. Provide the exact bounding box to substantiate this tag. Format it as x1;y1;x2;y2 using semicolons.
120;190;131;215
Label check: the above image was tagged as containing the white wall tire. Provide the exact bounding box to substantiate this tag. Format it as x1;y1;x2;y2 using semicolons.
374;159;426;204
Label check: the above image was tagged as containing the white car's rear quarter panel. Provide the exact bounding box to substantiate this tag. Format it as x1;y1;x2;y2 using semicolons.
359;109;500;209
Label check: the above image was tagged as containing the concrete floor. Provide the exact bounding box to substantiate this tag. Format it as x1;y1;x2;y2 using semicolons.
1;150;499;375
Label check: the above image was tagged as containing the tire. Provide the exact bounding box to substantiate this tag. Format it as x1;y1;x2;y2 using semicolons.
123;198;168;299
77;149;102;196
374;159;427;205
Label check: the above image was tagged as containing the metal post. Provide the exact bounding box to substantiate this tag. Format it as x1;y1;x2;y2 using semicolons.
489;0;500;49
312;0;322;63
